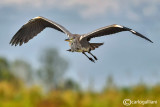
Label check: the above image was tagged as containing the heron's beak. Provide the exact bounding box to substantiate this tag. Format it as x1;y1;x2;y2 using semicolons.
65;39;70;42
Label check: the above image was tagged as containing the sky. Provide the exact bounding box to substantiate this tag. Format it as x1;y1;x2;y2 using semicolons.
0;0;160;91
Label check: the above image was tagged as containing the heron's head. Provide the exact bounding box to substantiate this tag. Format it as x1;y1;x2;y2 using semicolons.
65;37;74;43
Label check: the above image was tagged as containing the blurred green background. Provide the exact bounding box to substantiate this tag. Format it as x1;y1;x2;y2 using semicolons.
0;50;160;107
0;0;160;107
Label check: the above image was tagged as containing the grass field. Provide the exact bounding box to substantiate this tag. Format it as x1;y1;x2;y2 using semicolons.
0;81;159;107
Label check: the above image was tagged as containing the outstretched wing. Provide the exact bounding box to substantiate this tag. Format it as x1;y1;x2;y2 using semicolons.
10;16;72;46
80;24;153;43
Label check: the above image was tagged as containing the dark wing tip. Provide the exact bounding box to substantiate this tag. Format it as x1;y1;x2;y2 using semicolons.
129;29;153;43
9;36;25;46
144;38;153;43
9;16;44;46
121;26;153;43
148;39;153;43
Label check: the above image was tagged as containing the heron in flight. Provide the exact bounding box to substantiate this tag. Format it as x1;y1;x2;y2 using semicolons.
10;16;153;62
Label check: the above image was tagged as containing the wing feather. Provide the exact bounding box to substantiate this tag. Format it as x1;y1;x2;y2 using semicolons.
81;24;153;43
10;16;72;46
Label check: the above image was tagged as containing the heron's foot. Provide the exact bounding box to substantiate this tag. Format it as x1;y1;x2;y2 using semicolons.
93;56;98;60
88;51;98;61
89;57;95;63
82;52;95;63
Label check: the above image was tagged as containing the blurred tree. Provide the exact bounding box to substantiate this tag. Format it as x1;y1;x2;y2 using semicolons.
103;75;117;92
11;60;33;86
0;57;15;81
38;48;68;91
106;75;114;88
63;79;80;91
88;77;94;92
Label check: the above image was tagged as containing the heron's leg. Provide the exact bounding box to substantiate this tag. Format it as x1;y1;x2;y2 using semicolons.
88;51;98;60
82;52;95;63
66;49;71;52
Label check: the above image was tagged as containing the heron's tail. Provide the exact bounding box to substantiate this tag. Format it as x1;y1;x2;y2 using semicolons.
90;43;104;50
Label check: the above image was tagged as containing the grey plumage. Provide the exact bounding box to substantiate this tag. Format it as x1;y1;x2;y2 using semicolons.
10;16;71;46
81;24;153;43
10;16;153;62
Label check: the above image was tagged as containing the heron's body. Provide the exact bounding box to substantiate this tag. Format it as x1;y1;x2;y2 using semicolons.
10;16;153;62
68;34;90;52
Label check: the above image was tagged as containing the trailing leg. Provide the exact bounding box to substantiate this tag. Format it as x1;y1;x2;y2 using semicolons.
82;52;95;63
88;51;98;60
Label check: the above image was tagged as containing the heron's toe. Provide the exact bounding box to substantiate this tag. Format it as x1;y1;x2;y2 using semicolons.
94;56;98;60
89;58;95;63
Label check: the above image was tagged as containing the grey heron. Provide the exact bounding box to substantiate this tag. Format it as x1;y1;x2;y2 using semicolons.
10;16;153;62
